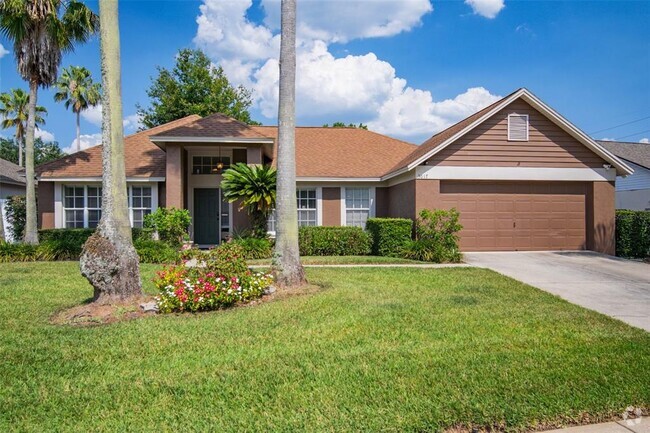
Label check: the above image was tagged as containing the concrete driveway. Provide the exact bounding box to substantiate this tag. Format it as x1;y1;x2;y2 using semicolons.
464;251;650;332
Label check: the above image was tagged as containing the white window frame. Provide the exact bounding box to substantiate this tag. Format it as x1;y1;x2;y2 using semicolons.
296;188;318;227
267;187;322;236
128;185;154;228
341;186;375;228
86;186;102;229
56;183;158;229
62;185;87;228
508;114;529;141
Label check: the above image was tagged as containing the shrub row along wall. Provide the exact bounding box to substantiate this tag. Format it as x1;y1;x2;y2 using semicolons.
299;226;371;256
616;210;650;259
365;218;413;257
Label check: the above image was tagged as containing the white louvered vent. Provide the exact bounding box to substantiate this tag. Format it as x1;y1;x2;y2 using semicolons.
508;114;529;141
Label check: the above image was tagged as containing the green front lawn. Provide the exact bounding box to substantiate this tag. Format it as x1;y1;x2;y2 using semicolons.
0;262;648;432
248;255;428;265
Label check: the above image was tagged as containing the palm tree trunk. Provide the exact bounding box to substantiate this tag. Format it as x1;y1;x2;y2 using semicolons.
23;79;39;245
17;136;23;168
272;0;305;287
80;0;141;303
0;201;5;242
76;111;80;152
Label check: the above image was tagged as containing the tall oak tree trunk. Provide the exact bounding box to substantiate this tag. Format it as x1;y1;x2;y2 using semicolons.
23;80;39;245
80;0;141;303
272;0;305;287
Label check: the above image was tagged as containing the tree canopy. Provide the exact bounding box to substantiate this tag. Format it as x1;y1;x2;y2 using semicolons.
137;49;259;129
0;137;64;166
322;122;368;129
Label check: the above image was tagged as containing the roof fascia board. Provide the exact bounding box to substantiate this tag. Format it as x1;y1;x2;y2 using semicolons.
151;136;273;144
40;177;165;182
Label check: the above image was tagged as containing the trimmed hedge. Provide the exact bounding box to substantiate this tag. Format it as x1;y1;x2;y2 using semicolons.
299;226;372;256
616;210;650;258
365;218;413;257
39;228;153;244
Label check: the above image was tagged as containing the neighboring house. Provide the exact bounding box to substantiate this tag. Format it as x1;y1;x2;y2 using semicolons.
36;88;632;254
0;158;27;242
597;140;650;211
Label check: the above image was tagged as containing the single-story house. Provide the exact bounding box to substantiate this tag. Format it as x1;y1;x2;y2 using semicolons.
597;140;650;211
36;88;633;254
0;158;27;242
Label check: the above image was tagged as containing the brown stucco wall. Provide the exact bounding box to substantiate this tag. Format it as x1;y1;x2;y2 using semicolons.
586;181;615;255
165;144;183;208
375;187;389;218
415;179;441;216
322;187;341;226
387;180;416;220
37;181;55;229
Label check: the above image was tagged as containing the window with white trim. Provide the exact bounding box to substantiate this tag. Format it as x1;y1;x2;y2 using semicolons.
508;114;529;141
345;188;370;228
192;156;231;174
297;189;317;226
87;186;102;228
64;186;85;228
129;186;152;228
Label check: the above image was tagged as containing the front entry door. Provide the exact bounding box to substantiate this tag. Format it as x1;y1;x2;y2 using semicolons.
194;188;220;245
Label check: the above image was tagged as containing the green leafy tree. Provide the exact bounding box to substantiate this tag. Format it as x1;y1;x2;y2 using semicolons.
273;0;306;287
143;207;191;246
137;49;259;128
221;163;277;238
322;122;368;129
80;0;142;303
0;88;47;167
0;0;98;245
0;137;64;166
54;66;101;153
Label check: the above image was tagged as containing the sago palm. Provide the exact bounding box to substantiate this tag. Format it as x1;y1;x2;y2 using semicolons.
0;0;98;244
54;66;101;153
0;88;47;167
221;163;277;238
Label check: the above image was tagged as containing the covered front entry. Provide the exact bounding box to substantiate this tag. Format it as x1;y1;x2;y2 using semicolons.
440;181;587;251
193;188;222;245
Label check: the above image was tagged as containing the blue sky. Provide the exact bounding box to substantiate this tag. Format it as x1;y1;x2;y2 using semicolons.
0;0;648;153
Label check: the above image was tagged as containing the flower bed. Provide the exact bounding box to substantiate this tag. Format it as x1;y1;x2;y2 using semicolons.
154;242;273;313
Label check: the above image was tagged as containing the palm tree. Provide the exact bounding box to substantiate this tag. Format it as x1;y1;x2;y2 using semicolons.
0;0;98;245
79;0;141;302
221;163;277;238
54;66;101;153
0;89;47;167
272;0;305;287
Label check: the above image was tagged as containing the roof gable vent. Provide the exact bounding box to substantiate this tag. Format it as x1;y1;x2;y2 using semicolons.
508;114;529;141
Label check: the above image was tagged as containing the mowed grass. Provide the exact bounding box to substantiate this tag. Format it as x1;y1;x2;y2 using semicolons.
0;262;648;432
248;255;428;265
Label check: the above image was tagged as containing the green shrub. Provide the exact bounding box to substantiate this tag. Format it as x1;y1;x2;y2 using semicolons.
134;239;180;264
616;210;650;258
365;218;413;257
230;237;273;260
400;208;463;263
0;240;79;262
5;196;26;241
299;226;372;256
144;207;191;246
39;228;94;244
206;242;249;278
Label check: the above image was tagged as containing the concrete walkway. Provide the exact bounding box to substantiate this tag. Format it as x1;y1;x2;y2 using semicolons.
249;263;471;268
545;417;648;433
464;251;650;332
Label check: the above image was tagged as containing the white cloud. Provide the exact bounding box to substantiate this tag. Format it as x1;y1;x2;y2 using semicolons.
193;0;500;139
35;128;55;142
63;133;102;154
123;113;143;133
81;104;103;127
640;138;649;144
260;0;433;43
600;137;616;141
0;43;8;59
465;0;505;19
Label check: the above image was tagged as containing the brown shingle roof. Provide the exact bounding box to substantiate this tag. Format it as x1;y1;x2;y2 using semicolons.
37;115;201;178
0;158;26;185
252;126;417;178
151;113;269;140
388;89;521;173
597;140;650;170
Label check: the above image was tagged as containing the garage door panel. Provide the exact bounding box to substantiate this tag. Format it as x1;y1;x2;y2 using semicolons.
440;181;586;251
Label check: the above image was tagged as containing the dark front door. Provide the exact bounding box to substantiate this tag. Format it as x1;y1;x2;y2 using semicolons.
194;188;220;245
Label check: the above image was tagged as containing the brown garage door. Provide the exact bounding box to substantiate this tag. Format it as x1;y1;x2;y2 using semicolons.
440;181;587;251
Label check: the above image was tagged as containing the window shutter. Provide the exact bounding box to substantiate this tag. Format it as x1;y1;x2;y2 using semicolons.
508;114;529;141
